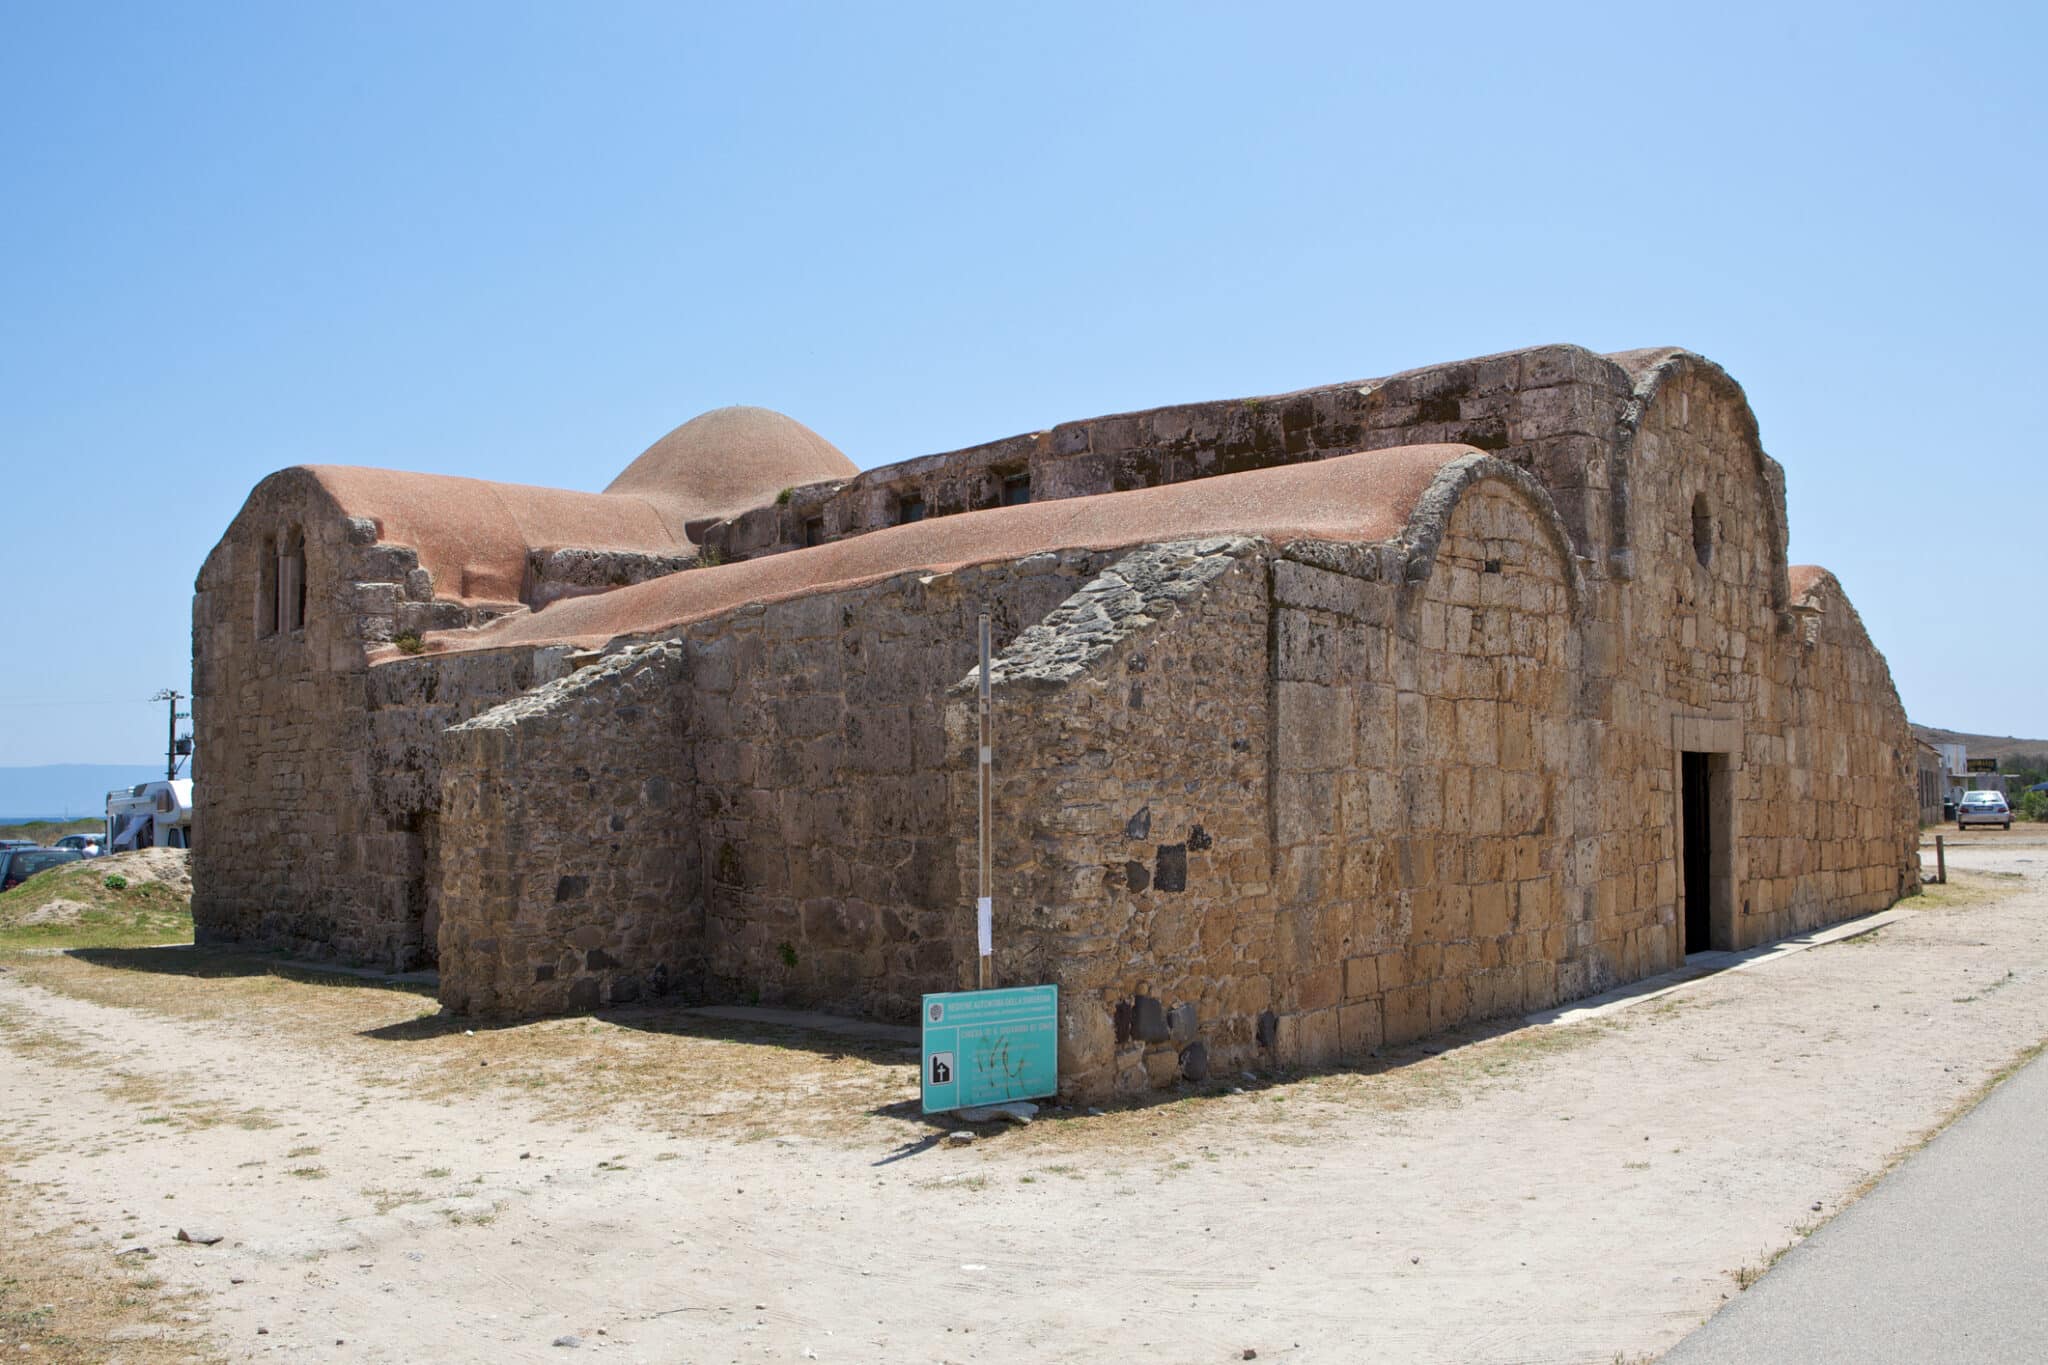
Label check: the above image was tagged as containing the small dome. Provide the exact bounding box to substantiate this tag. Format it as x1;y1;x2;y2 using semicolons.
606;406;857;537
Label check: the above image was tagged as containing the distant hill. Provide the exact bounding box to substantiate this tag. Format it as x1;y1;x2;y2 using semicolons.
0;764;170;822
1910;725;2048;767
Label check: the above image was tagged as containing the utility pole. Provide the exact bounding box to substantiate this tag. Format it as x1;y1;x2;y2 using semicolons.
152;689;190;780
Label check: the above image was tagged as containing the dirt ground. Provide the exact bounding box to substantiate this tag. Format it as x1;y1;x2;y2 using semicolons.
3;828;2046;1364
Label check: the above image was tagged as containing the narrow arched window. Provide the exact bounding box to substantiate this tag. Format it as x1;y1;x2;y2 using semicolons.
1691;494;1713;568
257;534;279;636
281;526;307;631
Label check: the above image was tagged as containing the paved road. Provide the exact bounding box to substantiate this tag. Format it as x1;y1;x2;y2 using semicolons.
1664;1046;2048;1363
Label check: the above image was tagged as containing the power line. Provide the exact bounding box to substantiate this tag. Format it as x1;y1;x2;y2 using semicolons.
0;698;175;708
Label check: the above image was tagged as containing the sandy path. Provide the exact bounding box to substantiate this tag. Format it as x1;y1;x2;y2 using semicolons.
3;833;2046;1364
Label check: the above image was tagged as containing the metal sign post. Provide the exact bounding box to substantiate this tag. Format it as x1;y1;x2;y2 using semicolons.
917;615;1061;1114
976;613;994;990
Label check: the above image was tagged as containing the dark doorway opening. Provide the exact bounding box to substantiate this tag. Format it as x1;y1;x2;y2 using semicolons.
1682;751;1712;954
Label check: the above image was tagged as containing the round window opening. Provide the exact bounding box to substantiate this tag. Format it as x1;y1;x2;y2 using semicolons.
1691;493;1714;568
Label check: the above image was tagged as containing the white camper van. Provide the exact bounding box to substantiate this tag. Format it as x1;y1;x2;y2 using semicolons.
106;779;194;851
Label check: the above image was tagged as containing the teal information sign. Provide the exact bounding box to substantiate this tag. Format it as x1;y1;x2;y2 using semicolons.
920;985;1058;1114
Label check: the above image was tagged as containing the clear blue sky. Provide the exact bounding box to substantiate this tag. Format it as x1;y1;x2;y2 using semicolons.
2;1;2041;770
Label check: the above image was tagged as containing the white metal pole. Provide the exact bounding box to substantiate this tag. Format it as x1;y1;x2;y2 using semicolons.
977;613;993;991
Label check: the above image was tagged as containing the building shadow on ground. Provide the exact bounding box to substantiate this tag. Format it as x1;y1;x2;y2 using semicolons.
64;943;439;997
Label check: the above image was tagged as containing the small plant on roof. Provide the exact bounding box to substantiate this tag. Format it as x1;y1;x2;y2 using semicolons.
393;632;426;655
775;487;794;506
697;547;726;568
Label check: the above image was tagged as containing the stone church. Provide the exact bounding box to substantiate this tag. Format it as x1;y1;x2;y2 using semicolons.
193;344;1918;1097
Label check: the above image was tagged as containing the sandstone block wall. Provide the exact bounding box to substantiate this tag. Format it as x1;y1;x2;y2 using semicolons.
945;447;1914;1099
960;470;1591;1096
697;345;1638;569
684;551;1111;1021
947;539;1276;1095
437;642;695;1014
423;550;1117;1019
194;470;579;969
193;474;397;963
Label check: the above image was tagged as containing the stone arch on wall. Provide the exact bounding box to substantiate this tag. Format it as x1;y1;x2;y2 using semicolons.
1392;453;1587;621
1380;455;1584;1023
1609;350;1790;613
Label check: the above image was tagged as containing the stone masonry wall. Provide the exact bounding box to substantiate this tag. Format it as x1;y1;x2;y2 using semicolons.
950;539;1275;1097
698;344;1637;570
363;648;578;964
194;470;573;969
193;473;396;963
526;547;705;610
960;474;1588;1099
685;550;1112;1022
1607;364;1916;961
1745;574;1919;940
436;641;695;1015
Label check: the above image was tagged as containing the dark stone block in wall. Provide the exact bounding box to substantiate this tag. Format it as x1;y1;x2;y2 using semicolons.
1417;389;1466;423
1125;860;1150;893
1459;416;1510;451
1125;806;1151;840
1154;843;1187;893
1167;1002;1198;1044
534;963;555;983
1256;1009;1279;1050
1132;995;1170;1043
568;977;600;1011
1114;998;1134;1044
1179;1041;1210;1083
1186;824;1212;851
554;875;588;902
586;947;619;971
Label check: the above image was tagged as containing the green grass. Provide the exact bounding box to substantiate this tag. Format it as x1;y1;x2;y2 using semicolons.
0;860;191;952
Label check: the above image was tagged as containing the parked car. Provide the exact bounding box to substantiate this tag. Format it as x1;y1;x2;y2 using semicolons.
52;834;102;855
0;847;85;891
0;838;37;852
1956;790;2012;831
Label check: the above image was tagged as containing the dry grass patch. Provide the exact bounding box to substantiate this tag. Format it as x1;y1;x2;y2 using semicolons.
1910;870;2021;913
0;1170;216;1363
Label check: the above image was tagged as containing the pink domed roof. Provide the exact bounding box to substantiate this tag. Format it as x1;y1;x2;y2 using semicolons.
605;406;858;536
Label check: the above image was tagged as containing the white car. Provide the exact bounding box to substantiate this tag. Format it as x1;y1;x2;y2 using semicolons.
1956;790;2011;831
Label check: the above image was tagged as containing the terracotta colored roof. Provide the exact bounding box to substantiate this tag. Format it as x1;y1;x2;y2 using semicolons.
1788;565;1831;604
605;406;859;536
305;467;687;604
415;443;1480;655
